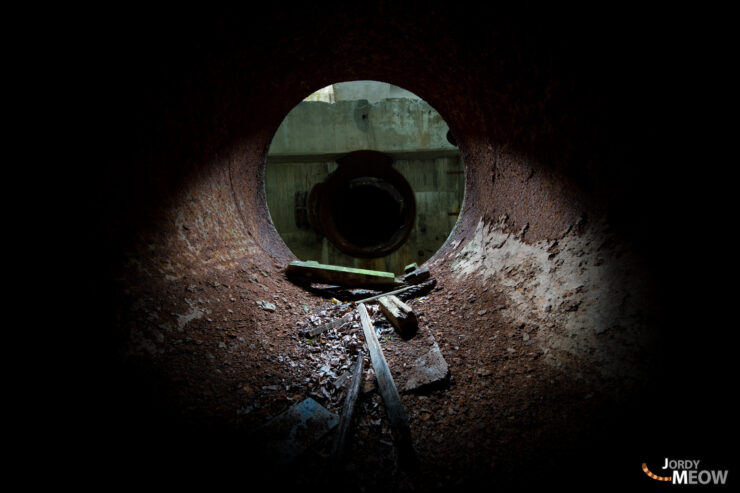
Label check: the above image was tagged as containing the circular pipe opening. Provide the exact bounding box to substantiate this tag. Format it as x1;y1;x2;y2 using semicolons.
308;150;416;257
265;80;464;272
334;177;405;246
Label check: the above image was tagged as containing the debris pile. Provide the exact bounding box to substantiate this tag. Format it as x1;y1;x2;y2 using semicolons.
253;260;451;469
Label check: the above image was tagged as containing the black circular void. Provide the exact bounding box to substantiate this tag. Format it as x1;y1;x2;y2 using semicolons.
307;150;416;258
332;177;405;247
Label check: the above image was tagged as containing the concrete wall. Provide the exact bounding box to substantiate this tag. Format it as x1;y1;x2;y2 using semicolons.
333;80;421;103
266;98;463;273
267;98;457;160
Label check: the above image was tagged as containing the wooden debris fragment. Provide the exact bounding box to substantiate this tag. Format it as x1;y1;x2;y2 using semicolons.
301;313;352;338
378;295;418;339
357;303;418;470
286;260;402;288
330;351;365;463
397;278;437;301
401;266;430;285
354;284;417;304
401;341;450;393
306;284;381;301
403;262;418;274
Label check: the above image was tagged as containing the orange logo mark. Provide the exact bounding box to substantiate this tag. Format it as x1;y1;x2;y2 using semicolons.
643;463;672;481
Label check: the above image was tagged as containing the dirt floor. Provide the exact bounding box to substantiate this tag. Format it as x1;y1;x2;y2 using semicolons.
96;258;650;491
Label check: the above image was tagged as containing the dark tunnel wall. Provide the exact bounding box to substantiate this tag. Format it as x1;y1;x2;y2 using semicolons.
74;4;733;489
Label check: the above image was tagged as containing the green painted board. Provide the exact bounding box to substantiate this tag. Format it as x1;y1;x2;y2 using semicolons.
286;260;402;288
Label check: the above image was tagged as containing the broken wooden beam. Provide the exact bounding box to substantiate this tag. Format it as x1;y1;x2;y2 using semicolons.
330;351;365;463
286;260;402;288
378;295;418;339
301;313;352;338
357;303;418;470
401;266;430;285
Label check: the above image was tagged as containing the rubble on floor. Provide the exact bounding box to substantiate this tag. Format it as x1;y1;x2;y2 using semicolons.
118;252;616;490
250;396;338;464
253;261;449;467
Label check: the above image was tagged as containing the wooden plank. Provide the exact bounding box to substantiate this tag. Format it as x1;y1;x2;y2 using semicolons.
353;284;417;304
401;266;430;285
286;260;402;288
357;303;418;470
305;284;379;301
330;351;365;463
378;295;418;339
301;313;352;338
403;262;418;274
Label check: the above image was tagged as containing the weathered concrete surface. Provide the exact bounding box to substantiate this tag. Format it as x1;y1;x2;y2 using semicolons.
267;99;457;161
333;81;420;103
446;214;656;389
401;341;450;394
